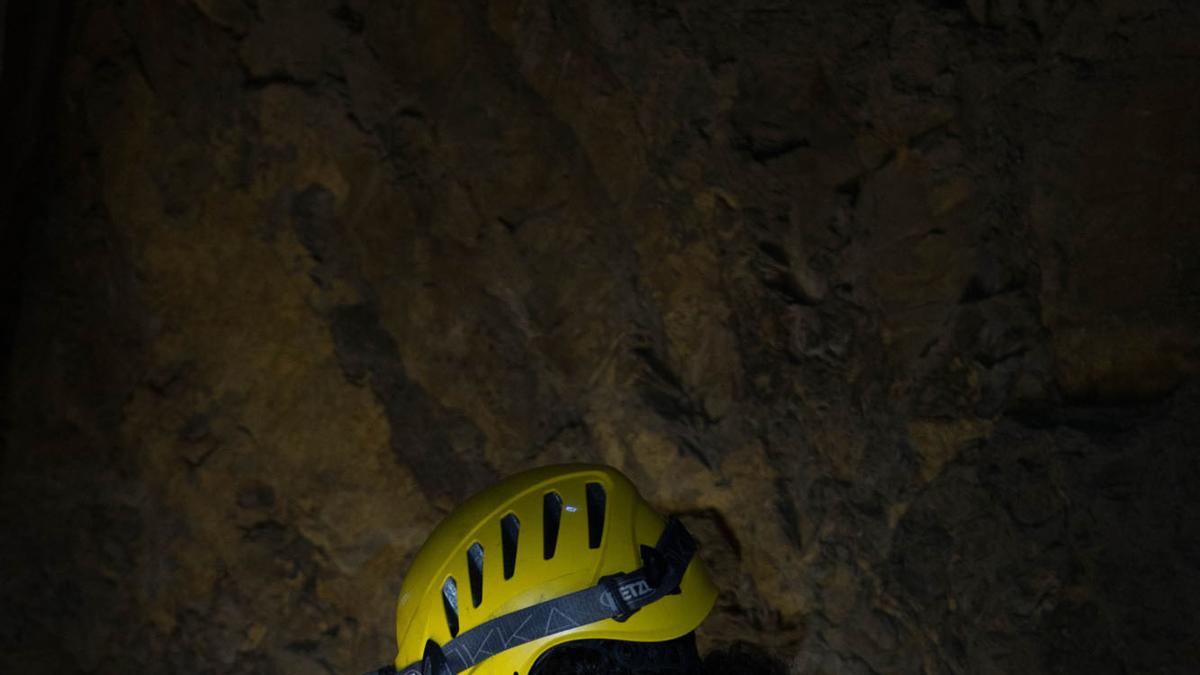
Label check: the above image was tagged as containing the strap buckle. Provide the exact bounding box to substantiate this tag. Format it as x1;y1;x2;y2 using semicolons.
422;640;452;675
599;573;637;622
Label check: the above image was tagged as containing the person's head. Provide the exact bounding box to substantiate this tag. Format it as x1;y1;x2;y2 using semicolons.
368;464;717;675
530;635;701;675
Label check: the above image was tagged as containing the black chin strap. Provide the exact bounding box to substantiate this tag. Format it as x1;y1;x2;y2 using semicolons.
366;518;698;675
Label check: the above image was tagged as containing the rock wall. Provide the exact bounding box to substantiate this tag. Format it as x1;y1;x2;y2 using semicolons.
2;1;1199;673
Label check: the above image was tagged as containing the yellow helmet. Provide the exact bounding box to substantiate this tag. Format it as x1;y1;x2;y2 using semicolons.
371;464;717;675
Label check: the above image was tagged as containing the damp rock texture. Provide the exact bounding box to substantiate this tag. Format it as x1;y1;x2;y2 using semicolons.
3;1;1199;673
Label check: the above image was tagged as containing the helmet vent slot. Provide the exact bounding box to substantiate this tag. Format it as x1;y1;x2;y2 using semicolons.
586;482;606;549
467;543;484;608
501;514;520;579
543;491;563;559
441;577;459;637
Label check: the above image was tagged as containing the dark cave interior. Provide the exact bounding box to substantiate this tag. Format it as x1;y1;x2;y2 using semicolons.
2;1;1199;674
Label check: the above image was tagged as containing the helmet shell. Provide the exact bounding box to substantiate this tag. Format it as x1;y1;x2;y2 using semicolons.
393;464;717;674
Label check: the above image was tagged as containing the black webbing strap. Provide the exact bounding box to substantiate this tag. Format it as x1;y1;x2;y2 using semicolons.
376;518;697;675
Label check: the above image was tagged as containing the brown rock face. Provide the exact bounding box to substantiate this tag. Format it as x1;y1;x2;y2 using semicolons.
3;1;1199;674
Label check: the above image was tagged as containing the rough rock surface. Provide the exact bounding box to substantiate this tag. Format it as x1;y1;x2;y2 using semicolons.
2;1;1199;673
